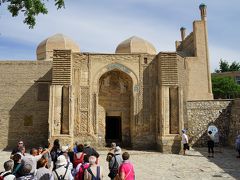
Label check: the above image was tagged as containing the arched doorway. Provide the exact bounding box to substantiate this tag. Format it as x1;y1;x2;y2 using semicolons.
98;69;133;146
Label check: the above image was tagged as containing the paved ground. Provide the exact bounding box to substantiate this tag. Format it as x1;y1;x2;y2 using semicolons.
1;147;240;180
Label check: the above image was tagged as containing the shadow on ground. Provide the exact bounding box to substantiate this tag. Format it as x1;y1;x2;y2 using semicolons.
195;147;240;179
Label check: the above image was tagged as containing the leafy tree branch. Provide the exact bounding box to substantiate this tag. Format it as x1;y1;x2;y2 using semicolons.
0;0;65;28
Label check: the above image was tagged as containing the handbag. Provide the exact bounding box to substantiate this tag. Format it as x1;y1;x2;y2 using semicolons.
108;170;117;179
108;155;117;179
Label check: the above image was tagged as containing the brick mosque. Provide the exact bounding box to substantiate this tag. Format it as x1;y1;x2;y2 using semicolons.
0;4;239;153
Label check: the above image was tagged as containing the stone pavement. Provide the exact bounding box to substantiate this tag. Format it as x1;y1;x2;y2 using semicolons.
1;147;240;180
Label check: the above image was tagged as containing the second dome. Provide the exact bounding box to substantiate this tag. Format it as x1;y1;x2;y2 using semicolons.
115;36;157;55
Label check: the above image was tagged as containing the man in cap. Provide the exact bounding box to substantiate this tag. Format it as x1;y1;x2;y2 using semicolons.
83;142;99;158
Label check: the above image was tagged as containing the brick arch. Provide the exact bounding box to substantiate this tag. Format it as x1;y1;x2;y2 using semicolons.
92;63;138;147
92;63;139;94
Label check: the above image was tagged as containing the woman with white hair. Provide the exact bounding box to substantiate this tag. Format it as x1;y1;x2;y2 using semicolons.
84;156;103;180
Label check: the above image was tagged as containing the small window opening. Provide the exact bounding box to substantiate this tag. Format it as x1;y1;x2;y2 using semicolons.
144;58;148;64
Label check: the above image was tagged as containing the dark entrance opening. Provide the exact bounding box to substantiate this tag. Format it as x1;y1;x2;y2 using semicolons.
105;116;122;144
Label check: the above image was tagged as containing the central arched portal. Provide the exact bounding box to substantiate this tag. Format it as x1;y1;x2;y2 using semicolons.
98;69;133;146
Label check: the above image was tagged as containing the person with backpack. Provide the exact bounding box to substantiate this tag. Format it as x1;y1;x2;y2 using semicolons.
53;155;73;180
83;143;99;159
51;139;62;170
74;155;90;180
84;156;103;180
0;160;15;180
61;146;73;172
108;146;122;180
106;142;116;163
73;144;85;168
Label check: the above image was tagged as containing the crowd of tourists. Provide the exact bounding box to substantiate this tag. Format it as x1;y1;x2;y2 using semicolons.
1;130;240;180
0;140;135;180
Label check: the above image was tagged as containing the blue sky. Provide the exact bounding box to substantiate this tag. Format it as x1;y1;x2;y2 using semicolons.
0;0;239;72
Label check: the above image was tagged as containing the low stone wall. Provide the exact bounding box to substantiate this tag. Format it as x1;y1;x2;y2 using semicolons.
186;100;232;147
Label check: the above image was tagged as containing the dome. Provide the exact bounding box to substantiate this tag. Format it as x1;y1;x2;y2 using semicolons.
36;33;80;60
115;36;157;55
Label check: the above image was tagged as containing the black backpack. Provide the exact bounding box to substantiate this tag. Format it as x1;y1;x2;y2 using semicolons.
54;163;69;180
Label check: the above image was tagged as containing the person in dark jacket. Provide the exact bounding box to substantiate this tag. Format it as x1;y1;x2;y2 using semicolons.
12;153;23;178
83;142;99;158
50;139;62;170
207;131;215;158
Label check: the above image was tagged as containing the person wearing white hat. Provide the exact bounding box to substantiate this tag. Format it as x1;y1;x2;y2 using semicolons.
61;146;73;172
53;155;73;180
108;146;123;180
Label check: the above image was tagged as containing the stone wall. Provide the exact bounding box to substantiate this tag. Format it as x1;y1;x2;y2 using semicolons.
0;61;52;149
186;100;232;146
228;99;240;146
71;53;158;148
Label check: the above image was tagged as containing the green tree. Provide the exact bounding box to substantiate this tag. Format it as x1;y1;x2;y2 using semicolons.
212;76;240;99
0;0;65;28
215;59;240;73
229;61;240;71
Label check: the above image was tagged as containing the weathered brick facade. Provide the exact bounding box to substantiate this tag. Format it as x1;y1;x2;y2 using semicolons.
3;5;239;153
0;61;52;148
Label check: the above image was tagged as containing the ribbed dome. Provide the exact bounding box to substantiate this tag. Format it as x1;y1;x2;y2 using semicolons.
115;36;157;55
36;33;80;61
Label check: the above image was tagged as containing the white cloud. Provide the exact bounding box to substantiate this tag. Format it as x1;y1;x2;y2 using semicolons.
0;0;239;65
